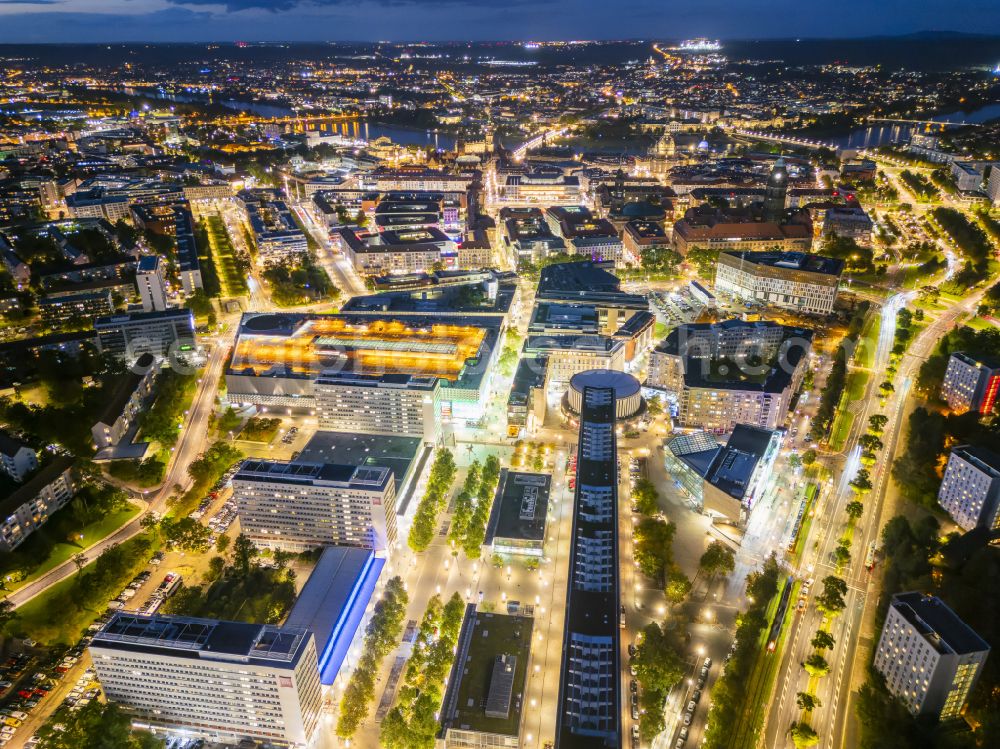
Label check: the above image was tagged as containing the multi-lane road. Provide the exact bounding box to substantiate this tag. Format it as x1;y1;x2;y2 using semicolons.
764;278;987;749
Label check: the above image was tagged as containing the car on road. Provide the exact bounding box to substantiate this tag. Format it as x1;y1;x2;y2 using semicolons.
629;679;638;693
682;713;692;726
686;700;696;713
679;727;689;741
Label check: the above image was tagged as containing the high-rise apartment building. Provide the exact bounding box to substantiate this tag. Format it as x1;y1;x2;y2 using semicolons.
90;613;322;748
136;255;168;312
555;385;621;748
940;352;1000;415
232;459;398;553
314;372;440;442
873;593;989;720
937;445;1000;531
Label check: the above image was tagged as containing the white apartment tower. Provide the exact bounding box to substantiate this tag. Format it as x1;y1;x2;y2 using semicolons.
874;593;989;720
232;459;398;553
937;445;1000;531
313;372;440;442
136;255;168;312
89;613;322;748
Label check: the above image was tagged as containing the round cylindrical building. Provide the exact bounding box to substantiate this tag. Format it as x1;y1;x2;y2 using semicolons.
566;369;643;420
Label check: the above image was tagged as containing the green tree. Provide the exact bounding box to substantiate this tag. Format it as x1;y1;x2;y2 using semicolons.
801;448;817;466
868;414;888;434
631;621;685;693
233;534;258;576
699;541;736;583
846;501;864;520
36;700;163;748
797;692;822;712
816;576;847;616
634;517;676;583
631;478;660;516
790;721;820;748
811;629;835;650
804;654;830;678
859;434;884;452
850;469;873;495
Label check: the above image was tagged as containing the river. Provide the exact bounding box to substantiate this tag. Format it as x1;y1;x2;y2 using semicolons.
828;102;1000;149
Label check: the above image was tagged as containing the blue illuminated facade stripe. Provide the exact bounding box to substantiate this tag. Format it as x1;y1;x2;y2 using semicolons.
315;553;385;685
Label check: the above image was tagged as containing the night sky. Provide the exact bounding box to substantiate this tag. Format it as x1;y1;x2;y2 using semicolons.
0;0;998;43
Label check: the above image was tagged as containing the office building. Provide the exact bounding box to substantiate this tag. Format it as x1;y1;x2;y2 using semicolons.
672;216;812;256
90;613;322;748
91;353;159;456
951;162;984;193
484;470;551;557
714;250;843;316
136;256;168;313
874;593;989;720
439;606;533;749
648;319;812;432
232;458;398;552
316;373;440;441
500;172;581;204
937;445;1000;532
94;309;197;363
622;219;669;263
940;352;1000;415
535;261;649;334
665;424;781;524
555;386;621;749
0;456;75;552
0;434;37;483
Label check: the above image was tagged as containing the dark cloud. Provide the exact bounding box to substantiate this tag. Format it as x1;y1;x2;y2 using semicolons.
165;0;510;13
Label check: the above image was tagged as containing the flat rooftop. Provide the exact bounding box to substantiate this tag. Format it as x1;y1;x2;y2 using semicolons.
235;459;392;492
705;424;779;501
891;592;989;656
284;545;384;685
721;250;844;277
485;470;551;545
298;431;422;493
231;312;496;386
440;608;532;739
92;612;310;666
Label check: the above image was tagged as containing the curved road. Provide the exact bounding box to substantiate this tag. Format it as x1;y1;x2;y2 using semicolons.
8;335;234;610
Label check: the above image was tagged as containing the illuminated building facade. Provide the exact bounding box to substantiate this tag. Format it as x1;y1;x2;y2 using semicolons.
937;445;1000;532
225;312;502;428
874;593;988;720
940;352;1000;415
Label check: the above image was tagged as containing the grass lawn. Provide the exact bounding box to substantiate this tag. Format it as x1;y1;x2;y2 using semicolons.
5;533;157;647
3;506;140;593
205;215;249;297
732;578;800;749
828;371;869;452
857;314;881;370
